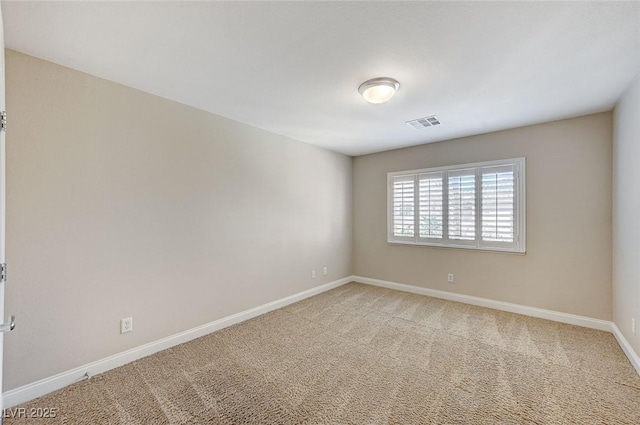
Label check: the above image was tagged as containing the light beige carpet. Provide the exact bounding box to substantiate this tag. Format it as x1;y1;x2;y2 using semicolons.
6;282;640;424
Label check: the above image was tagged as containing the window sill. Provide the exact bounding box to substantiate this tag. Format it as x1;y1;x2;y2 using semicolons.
387;240;526;255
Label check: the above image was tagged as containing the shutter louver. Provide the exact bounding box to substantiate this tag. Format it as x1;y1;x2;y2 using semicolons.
419;173;443;239
392;175;415;238
482;166;515;243
448;171;476;241
388;157;524;252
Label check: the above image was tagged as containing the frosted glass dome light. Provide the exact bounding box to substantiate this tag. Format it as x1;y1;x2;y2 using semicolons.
358;77;400;104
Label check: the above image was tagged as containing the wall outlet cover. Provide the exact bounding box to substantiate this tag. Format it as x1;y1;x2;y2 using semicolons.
120;317;133;334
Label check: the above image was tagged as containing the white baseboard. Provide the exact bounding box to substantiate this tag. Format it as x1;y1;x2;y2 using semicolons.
353;276;640;375
353;276;612;331
6;275;639;407
611;323;640;375
3;276;352;408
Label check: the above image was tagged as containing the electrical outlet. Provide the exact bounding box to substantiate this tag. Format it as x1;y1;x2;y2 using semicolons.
311;270;316;279
323;266;328;276
632;318;636;335
120;317;133;334
447;273;454;283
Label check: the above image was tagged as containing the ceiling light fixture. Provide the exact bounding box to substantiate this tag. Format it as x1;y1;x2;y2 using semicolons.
358;77;400;104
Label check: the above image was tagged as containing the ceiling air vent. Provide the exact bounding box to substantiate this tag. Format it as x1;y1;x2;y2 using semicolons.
406;115;441;129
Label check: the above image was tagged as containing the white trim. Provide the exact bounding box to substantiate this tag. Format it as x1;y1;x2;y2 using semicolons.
387;157;525;177
6;275;639;407
611;323;640;375
353;276;640;376
353;275;611;331
357;276;640;376
2;276;352;408
387;157;526;253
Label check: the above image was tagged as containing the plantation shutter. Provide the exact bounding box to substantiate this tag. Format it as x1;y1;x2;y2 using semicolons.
387;157;524;252
448;169;476;241
481;165;516;246
392;175;416;238
418;172;443;239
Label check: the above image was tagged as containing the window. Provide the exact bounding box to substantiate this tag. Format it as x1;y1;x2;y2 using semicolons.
388;158;525;253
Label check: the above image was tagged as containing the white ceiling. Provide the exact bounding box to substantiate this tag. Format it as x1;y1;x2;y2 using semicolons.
3;1;640;156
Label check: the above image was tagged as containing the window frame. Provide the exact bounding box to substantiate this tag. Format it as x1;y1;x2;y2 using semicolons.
387;157;526;253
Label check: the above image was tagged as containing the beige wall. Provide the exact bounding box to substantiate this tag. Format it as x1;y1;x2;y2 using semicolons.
353;113;613;320
613;74;640;356
3;50;352;390
2;47;622;393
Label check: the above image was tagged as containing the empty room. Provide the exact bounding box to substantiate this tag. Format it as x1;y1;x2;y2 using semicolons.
0;1;639;424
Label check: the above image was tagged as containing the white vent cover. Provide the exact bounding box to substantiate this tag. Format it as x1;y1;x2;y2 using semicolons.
406;115;441;129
